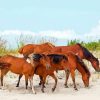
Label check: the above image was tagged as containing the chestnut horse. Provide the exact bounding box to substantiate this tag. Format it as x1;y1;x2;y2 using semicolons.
0;55;36;94
48;43;100;72
45;52;90;90
18;42;55;58
16;54;57;93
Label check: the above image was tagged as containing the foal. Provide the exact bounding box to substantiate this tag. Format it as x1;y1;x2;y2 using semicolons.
17;54;57;93
0;55;36;94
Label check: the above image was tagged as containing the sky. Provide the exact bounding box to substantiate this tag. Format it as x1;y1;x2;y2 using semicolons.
0;0;100;47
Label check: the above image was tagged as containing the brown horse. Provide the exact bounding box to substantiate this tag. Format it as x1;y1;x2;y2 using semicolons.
18;42;55;58
45;52;90;90
0;55;36;94
47;43;100;72
16;54;57;93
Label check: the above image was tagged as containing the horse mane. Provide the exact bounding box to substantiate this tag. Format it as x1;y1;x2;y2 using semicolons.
76;43;96;59
47;54;67;64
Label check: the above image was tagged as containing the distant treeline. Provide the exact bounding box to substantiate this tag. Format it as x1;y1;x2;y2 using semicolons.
67;39;100;51
0;35;100;56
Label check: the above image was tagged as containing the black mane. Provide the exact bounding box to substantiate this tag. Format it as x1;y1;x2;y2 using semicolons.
47;54;67;64
32;54;42;61
77;43;96;59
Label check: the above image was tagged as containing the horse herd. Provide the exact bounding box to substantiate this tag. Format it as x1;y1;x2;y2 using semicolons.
0;42;99;94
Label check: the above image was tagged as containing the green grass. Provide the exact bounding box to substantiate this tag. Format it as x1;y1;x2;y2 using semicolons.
67;39;100;51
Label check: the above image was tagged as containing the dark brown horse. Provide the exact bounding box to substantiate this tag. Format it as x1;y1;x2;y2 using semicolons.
17;53;90;90
0;55;36;94
47;43;100;72
45;52;90;90
18;42;55;58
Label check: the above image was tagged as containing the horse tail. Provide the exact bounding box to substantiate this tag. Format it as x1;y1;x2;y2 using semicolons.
0;62;11;69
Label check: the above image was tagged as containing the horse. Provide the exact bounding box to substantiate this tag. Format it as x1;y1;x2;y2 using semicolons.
17;52;90;90
18;42;55;59
16;54;57;93
45;52;90;90
47;43;100;72
0;55;36;94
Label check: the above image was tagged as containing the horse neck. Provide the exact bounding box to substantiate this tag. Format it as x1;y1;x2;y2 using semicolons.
76;62;90;77
86;56;96;67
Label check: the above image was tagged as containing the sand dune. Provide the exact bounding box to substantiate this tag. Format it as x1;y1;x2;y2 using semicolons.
0;70;100;100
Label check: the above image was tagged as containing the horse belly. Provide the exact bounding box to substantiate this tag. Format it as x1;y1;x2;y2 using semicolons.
10;66;22;74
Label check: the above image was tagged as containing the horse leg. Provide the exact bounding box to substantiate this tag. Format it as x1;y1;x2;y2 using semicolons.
25;75;28;89
29;76;36;94
70;70;78;90
39;75;42;85
41;76;46;93
64;69;70;88
50;73;57;92
1;73;4;86
39;75;46;88
1;69;8;86
16;74;23;87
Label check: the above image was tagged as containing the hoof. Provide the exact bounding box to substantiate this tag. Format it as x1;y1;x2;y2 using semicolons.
41;89;44;93
58;77;63;79
39;83;42;85
33;91;37;94
64;84;68;88
74;87;78;91
52;88;55;92
16;85;19;87
65;85;69;88
43;85;46;88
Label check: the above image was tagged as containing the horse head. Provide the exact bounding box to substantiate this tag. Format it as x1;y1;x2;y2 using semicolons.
82;73;90;87
90;57;100;72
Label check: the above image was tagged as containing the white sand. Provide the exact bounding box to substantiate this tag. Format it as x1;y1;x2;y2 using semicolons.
0;70;100;100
